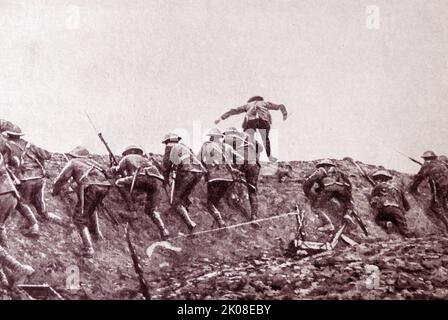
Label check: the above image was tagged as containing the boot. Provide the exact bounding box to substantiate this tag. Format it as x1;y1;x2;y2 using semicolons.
0;246;35;284
21;223;40;239
176;206;197;231
208;204;226;228
17;203;39;229
90;212;104;242
151;212;170;240
80;227;95;258
0;227;7;248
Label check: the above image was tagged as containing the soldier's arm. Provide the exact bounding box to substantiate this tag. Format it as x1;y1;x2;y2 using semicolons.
52;161;74;196
219;105;247;121
266;102;288;120
30;144;52;161
409;165;428;193
303;169;325;198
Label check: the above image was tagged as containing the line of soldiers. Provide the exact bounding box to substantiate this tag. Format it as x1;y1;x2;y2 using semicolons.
302;150;448;239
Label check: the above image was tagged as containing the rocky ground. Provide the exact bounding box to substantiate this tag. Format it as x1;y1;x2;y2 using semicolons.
1;154;447;300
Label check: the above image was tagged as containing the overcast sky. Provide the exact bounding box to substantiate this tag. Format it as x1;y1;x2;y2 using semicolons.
1;0;447;173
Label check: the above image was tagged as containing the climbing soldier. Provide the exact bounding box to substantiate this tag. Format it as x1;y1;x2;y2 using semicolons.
214;96;287;162
223;127;263;221
161;132;206;232
0;152;35;287
3;125;63;225
409;151;448;231
370;170;412;237
0;133;39;237
303;159;354;232
52;146;113;258
198;128;244;228
112;145;170;240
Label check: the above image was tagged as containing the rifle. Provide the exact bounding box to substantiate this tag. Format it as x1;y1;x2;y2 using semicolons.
170;169;177;205
347;158;376;187
84;111;118;166
349;201;369;236
124;223;151;300
394;149;423;166
84;111;136;212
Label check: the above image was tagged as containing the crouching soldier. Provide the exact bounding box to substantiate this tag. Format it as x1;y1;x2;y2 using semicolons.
4;125;63;225
409;150;448;231
223;127;263;221
52;147;113;258
112;145;169;240
370;170;411;237
161;133;206;232
303;159;354;232
0;153;35;286
198;128;243;228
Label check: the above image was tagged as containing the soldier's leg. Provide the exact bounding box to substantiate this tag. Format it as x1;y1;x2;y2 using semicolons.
246;164;260;220
0;193;17;248
85;185;109;242
387;207;411;237
74;186;94;258
146;179;169;239
31;179;63;224
206;181;228;228
257;121;272;159
0;245;34;285
314;190;336;231
172;172;200;231
15;201;40;237
430;193;448;231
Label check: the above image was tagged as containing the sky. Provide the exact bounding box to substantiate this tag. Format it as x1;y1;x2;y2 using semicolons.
1;0;448;173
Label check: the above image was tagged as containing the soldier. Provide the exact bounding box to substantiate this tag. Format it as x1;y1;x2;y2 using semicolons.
409;150;448;230
198;128;243;228
303;159;354;232
214;96;287;162
161;133;206;232
438;155;448;168
112;145;170;239
223;127;263;221
52;146;113;258
370;170;411;237
3;125;63;225
0;152;35;286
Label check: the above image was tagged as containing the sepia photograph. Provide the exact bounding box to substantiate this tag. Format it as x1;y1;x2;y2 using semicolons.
1;0;448;310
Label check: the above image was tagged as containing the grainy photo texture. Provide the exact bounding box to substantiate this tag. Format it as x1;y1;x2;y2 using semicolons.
1;0;448;303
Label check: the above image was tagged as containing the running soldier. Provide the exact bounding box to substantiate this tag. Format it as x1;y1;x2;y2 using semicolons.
112;145;169;239
52;146;113;258
3;125;63;225
0;152;35;287
370;170;411;237
198;128;244;228
223;127;263;221
214;96;287;162
303;159;354;232
409;151;448;231
161;133;206;232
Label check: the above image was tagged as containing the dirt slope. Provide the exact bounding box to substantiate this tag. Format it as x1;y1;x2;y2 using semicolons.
1;154;447;300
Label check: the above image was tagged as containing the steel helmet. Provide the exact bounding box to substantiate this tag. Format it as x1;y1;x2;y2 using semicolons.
421;150;437;159
66;146;90;158
372;170;393;180
316;159;335;168
438;155;448;163
206;127;224;137
162;132;182;144
122;145;144;156
4;125;24;137
247;96;264;103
